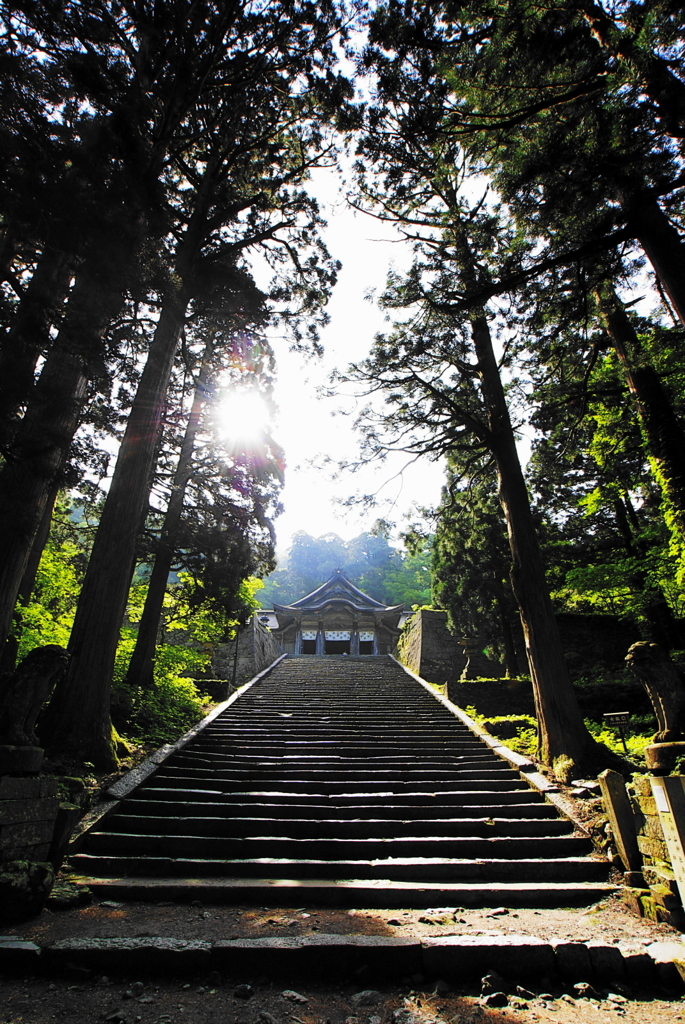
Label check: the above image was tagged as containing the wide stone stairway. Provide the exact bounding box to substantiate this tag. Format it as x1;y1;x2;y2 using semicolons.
71;656;615;907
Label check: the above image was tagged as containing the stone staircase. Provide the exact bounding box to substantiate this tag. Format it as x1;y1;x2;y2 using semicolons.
71;656;615;907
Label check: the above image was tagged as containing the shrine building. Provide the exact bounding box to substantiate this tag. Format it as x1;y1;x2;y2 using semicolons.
270;570;405;656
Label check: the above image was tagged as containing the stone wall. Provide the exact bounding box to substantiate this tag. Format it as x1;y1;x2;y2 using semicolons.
557;612;638;678
447;676;537;717
0;776;59;863
397;609;464;684
397;610;504;686
210;615;283;695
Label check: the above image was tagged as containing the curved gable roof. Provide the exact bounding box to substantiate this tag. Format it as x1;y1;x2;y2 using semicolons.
273;569;404;618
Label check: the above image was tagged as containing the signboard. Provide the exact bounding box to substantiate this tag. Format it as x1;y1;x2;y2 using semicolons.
604;712;631;726
650;776;685;899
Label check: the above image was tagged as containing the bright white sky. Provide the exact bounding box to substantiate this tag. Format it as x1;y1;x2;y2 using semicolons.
266;166;447;557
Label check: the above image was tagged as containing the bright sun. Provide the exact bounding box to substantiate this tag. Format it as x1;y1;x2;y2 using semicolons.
213;390;272;449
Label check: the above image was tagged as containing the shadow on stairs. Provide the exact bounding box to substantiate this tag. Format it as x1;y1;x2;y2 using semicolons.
69;655;616;910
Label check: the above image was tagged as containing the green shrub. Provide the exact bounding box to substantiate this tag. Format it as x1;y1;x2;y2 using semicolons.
586;722;652;762
111;673;211;748
464;707;538;758
111;631;212;747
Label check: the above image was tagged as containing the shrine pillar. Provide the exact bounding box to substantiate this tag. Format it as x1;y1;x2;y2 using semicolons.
315;619;325;655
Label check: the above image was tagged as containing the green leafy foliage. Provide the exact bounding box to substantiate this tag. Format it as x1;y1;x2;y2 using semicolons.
111;667;212;748
111;623;214;747
15;540;82;660
585;723;653;763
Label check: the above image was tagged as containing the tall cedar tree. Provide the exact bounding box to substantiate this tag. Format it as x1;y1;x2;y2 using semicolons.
346;39;615;767
37;2;350;767
0;0;251;652
364;3;685;572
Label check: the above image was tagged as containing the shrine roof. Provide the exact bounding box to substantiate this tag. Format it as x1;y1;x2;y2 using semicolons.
273;569;404;617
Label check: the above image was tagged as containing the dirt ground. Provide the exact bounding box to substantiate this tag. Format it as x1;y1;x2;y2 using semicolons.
3;893;685;1024
1;966;684;1024
4;889;680;948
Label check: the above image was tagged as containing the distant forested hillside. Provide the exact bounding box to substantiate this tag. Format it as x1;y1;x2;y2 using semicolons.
257;530;432;609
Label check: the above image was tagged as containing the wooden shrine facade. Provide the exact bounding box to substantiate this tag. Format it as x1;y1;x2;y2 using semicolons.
271;570;404;656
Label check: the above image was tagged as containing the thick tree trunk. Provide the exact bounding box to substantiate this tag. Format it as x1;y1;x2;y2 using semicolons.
618;193;685;329
0;249;71;453
0;266;122;652
125;336;215;690
43;171;217;767
596;286;685;546
448;212;595;767
0;487;61;677
44;277;194;768
469;312;595;766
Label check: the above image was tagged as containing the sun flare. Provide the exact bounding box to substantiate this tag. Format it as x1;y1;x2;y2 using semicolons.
214;390;272;449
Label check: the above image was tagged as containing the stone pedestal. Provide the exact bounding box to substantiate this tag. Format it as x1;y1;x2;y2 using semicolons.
0;775;60;921
0;745;44;775
645;741;685;774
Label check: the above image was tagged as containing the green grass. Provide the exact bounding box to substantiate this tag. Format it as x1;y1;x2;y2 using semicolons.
465;706;654;765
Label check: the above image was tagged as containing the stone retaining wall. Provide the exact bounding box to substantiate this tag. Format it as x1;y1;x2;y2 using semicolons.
210;615;283;694
447;677;537;717
397;610;503;684
0;776;59;863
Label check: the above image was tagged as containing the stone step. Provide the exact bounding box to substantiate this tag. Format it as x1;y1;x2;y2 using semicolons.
70;853;608;883
200;730;480;741
172;746;501;761
161;761;519;783
71;874;617;908
148;771;531;794
130;787;548;808
104;813;574;840
72;653;608;910
83;831;590;860
189;745;489;761
120;797;559;819
183;751;497;766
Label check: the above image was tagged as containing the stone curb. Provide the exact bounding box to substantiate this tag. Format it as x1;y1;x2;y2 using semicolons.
388;656;591;836
1;933;683;987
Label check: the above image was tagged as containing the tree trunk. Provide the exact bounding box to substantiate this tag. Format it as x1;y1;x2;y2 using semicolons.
125;335;215;690
43;275;193;768
0;249;72;453
618;192;685;329
449;214;595;767
469;311;595;766
596;286;685;547
43;167;218;767
0;486;61;678
0;265;123;651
